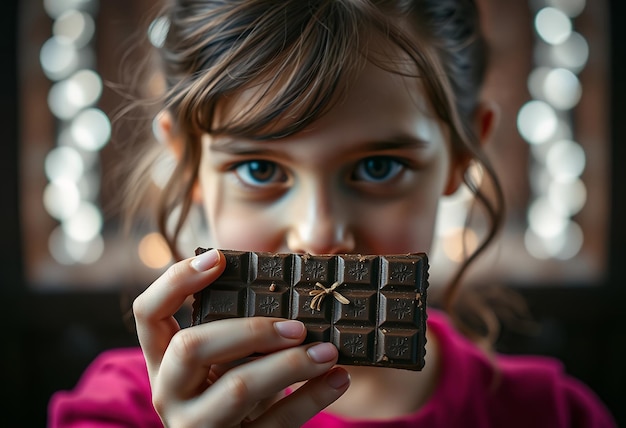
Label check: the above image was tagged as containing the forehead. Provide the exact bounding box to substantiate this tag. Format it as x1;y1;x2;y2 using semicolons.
308;62;433;135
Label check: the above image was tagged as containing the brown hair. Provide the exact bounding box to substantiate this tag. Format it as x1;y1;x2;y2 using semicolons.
123;0;505;330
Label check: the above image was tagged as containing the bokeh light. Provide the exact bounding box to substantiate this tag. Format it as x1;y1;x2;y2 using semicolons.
53;9;95;48
77;171;101;201
441;228;479;263
44;0;99;19
61;201;103;242
544;68;581;110
65;233;104;264
548;178;587;216
535;7;572;45
545;139;586;181
70;108;111;151
552;32;589;71
48;70;102;120
40;36;79;81
527;66;551;100
138;233;173;269
527;197;568;239
69;69;102;106
43;180;81;221
524;220;583;260
49;226;104;265
517;100;558;144
546;0;586;18
44;146;84;183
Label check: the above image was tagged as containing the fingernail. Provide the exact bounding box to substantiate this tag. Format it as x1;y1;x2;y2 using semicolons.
190;249;220;272
326;368;350;390
274;320;305;339
307;342;337;364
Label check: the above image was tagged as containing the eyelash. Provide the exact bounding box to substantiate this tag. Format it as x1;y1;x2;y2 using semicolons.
231;160;288;187
229;156;407;189
352;157;406;183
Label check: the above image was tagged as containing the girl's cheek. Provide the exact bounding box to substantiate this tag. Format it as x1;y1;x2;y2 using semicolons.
199;171;283;252
210;208;283;252
363;220;435;255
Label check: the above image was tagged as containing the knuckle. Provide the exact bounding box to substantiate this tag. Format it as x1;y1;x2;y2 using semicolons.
168;328;203;364
244;316;275;344
164;259;187;284
132;259;189;322
224;373;251;410
308;385;332;410
131;293;149;320
246;316;268;336
282;349;306;372
183;409;213;428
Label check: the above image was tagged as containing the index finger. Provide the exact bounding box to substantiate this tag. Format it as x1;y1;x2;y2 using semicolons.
133;248;226;377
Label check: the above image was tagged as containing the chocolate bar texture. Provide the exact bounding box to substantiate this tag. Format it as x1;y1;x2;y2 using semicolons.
192;249;429;370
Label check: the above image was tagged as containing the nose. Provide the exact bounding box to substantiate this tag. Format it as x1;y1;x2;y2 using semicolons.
285;181;355;255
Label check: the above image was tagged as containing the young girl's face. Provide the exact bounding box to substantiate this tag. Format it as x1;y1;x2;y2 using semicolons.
197;62;464;256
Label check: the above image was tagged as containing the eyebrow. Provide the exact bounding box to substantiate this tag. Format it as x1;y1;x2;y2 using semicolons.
208;140;284;156
355;136;432;152
208;134;431;155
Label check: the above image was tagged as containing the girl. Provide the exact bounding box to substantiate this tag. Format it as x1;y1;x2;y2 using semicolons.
49;0;616;427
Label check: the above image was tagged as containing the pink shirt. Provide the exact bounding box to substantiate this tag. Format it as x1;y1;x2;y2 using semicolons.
49;310;616;427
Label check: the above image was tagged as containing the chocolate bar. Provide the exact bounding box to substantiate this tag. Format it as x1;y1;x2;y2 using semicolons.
192;249;429;371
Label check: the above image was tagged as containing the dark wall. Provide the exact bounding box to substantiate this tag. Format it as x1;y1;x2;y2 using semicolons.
0;0;24;425
1;0;625;426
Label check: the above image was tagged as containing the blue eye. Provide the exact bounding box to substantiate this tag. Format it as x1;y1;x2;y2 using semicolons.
353;157;404;182
233;160;286;186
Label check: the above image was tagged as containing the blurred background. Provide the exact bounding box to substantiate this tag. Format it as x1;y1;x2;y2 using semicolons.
1;0;625;425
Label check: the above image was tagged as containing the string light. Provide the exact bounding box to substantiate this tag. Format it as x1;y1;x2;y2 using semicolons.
520;0;587;261
40;0;108;265
433;0;590;276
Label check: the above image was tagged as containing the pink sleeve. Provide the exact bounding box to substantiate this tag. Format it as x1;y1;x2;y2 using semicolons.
48;348;163;428
561;374;617;428
495;355;617;428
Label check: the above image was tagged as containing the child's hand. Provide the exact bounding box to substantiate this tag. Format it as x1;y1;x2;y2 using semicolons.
133;248;350;427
